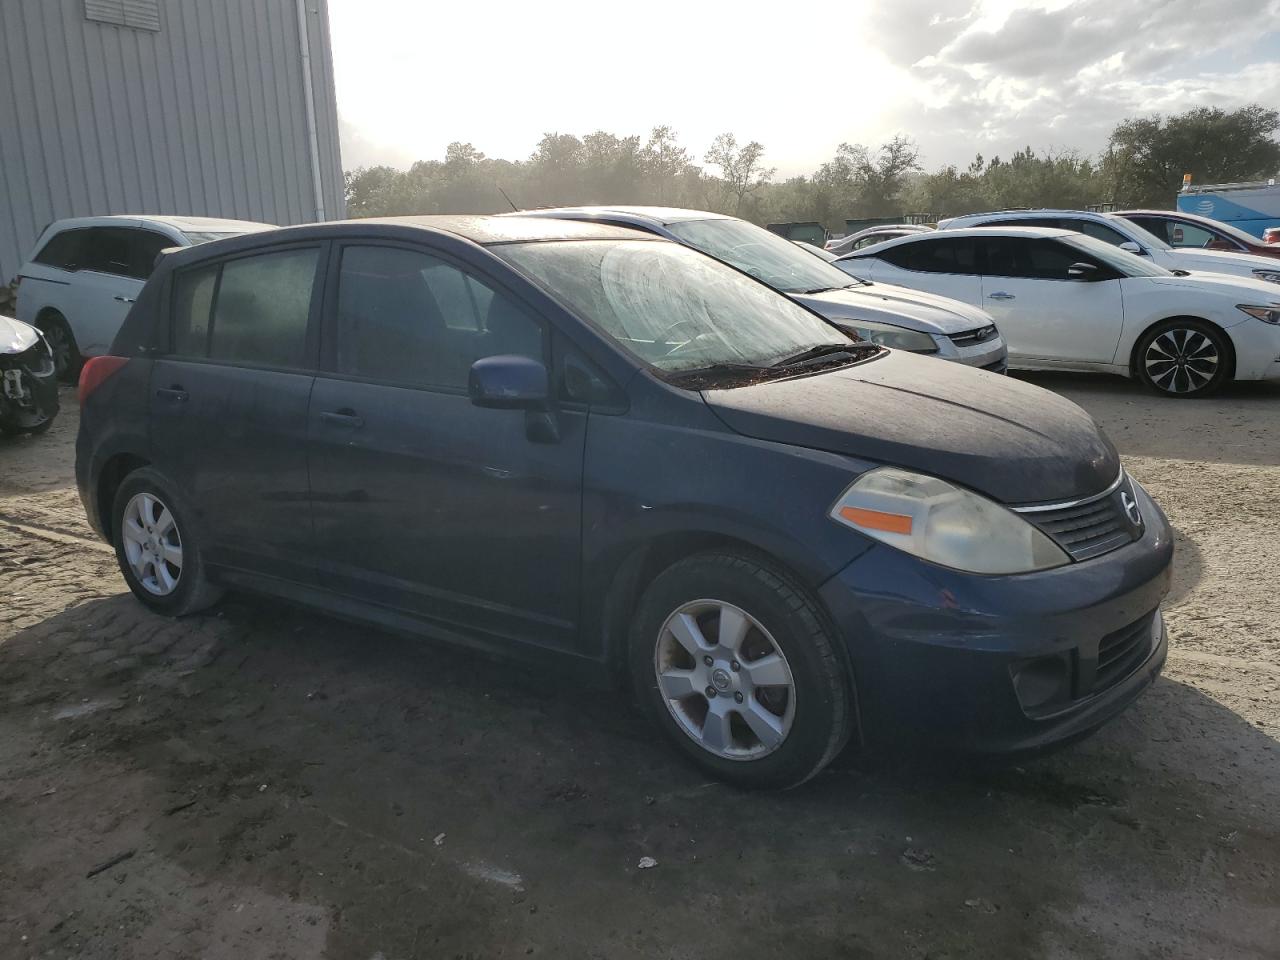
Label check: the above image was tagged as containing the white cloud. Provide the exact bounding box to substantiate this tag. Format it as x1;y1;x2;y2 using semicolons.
328;0;1280;174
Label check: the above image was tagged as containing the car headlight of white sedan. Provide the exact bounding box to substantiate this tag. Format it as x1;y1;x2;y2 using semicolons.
839;319;939;353
1237;304;1280;324
1251;268;1280;285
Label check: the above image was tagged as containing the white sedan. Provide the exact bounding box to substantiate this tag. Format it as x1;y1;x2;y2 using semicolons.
835;226;1280;397
937;208;1280;285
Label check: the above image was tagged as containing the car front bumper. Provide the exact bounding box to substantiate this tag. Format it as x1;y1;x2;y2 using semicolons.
933;333;1008;372
818;482;1173;754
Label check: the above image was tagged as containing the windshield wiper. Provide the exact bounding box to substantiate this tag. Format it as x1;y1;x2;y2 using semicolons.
663;362;780;389
771;343;864;367
798;280;867;294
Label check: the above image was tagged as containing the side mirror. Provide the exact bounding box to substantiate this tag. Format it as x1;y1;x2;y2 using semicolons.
1171;227;1184;244
1067;262;1099;280
1117;241;1143;255
468;355;549;409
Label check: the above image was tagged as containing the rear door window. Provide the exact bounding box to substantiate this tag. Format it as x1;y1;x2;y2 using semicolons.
211;249;320;368
334;244;544;389
1064;219;1130;246
881;237;978;274
77;228;136;276
169;247;320;368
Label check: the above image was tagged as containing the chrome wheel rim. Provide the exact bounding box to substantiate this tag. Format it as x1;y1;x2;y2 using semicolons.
654;599;796;761
121;492;183;596
1145;328;1219;394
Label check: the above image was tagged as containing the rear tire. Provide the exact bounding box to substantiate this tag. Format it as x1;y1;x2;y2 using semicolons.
111;468;223;616
1134;319;1231;398
629;551;853;789
38;313;81;383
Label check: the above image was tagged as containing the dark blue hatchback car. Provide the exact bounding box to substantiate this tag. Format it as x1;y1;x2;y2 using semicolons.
76;216;1173;788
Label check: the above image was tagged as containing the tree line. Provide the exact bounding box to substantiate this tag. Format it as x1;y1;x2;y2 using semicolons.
344;105;1280;231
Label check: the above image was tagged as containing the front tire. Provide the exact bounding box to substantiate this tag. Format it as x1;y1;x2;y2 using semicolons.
629;552;853;789
1135;319;1231;397
111;468;223;616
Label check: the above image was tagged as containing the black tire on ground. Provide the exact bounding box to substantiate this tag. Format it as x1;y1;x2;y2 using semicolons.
38;312;81;383
0;412;55;437
628;551;853;789
111;467;224;616
1133;319;1232;398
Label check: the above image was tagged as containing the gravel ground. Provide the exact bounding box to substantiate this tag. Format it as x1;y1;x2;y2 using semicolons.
0;374;1277;960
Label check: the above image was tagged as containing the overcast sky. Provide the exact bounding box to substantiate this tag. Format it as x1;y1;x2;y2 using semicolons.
329;0;1280;177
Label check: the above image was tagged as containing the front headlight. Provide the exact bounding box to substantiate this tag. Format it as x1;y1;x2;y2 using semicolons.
1251;269;1280;285
1237;303;1280;324
829;467;1070;574
839;319;938;353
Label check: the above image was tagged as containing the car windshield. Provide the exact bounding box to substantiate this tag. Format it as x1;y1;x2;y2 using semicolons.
665;217;863;294
1060;234;1173;277
495;239;854;373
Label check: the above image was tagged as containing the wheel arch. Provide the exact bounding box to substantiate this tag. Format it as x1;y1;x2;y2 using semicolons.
598;532;859;724
96;452;151;542
1127;314;1236;380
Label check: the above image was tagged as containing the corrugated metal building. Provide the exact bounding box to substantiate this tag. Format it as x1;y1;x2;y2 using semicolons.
0;0;344;282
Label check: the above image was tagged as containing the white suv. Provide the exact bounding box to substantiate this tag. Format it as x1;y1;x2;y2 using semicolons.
16;215;273;378
938;209;1280;286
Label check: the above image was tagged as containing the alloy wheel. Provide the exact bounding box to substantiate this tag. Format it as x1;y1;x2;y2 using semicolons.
653;599;796;761
121;492;183;596
1144;327;1219;394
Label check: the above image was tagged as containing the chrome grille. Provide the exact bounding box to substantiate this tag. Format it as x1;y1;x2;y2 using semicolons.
1014;473;1142;562
949;325;1000;347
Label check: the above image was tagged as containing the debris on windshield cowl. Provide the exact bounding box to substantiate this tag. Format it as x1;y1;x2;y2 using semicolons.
663;342;880;390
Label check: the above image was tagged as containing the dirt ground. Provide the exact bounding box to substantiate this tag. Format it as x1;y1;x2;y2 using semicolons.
1;374;1278;960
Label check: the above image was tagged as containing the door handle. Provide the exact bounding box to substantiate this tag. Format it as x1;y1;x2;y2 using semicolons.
114;296;136;303
156;386;188;402
988;292;1015;301
320;409;365;429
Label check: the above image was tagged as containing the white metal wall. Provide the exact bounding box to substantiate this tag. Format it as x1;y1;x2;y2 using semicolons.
0;0;345;281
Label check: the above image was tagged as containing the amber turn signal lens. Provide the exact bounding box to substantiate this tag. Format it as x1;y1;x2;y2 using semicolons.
838;505;913;535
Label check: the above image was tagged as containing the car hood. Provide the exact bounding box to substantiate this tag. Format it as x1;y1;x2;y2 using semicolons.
794;283;995;335
0;314;39;354
1137;272;1280;303
702;350;1119;505
1165;247;1280;276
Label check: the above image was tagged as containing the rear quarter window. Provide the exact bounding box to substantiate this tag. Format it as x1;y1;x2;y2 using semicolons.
168;247;320;369
33;229;89;270
172;265;218;356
